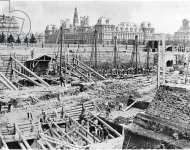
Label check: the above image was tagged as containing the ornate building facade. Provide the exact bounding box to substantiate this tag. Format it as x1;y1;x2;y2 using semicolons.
94;17;115;45
45;24;59;43
173;19;190;43
44;8;155;45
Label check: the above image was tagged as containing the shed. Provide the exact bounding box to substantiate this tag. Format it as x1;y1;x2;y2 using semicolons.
24;55;54;76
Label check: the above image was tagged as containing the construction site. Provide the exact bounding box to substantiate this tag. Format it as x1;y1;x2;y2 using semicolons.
1;1;190;149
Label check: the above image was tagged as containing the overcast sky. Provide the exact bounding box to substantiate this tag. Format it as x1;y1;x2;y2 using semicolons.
0;0;190;34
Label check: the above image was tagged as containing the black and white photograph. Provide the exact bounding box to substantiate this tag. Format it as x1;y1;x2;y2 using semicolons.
0;0;190;149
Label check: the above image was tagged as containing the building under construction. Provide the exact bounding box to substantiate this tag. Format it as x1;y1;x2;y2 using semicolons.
1;1;190;149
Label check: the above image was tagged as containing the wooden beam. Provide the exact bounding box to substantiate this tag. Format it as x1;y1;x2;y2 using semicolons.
5;57;11;77
0;72;18;90
66;62;92;81
13;69;43;87
73;63;89;73
19;142;27;150
68;116;100;142
44;140;54;149
73;58;106;80
52;122;77;145
37;140;47;150
11;57;50;87
65;63;86;78
40;132;83;149
93;114;121;137
74;67;93;82
74;130;92;144
50;128;61;138
21;135;32;150
0;76;14;90
108;133;114;139
0;135;9;150
124;100;137;111
61;67;80;78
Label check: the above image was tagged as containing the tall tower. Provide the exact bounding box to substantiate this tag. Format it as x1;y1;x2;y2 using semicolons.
73;8;79;27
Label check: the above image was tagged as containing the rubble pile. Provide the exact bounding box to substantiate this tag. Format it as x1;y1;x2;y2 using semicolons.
124;85;190;149
94;80;141;99
147;85;190;127
88;78;156;111
0;86;80;108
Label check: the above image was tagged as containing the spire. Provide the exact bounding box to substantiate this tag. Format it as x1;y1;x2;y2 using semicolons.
73;8;79;27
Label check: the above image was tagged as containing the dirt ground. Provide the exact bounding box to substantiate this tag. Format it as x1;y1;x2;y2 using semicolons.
0;75;157;127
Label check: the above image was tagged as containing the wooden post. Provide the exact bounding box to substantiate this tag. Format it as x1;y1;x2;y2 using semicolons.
5;57;11;77
157;35;166;88
135;35;138;74
147;44;150;74
10;55;13;81
113;36;117;68
94;30;98;70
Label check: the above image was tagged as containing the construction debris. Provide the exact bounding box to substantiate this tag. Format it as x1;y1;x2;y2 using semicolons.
124;84;190;149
